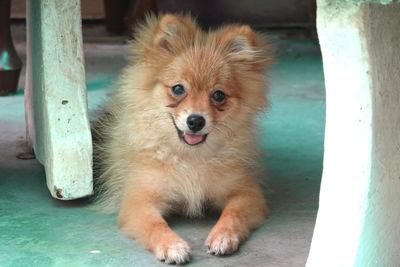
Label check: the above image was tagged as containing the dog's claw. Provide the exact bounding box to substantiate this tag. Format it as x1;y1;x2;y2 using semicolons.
205;230;240;256
154;239;191;265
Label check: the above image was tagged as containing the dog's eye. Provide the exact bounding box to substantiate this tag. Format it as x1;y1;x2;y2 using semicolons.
171;84;186;96
211;90;226;104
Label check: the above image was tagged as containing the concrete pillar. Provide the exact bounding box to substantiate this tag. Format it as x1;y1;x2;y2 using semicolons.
25;0;93;200
307;1;400;266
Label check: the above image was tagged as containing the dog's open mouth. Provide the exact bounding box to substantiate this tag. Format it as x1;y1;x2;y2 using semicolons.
180;131;207;146
175;127;208;146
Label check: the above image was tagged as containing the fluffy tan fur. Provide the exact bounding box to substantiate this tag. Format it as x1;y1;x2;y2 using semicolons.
93;14;272;264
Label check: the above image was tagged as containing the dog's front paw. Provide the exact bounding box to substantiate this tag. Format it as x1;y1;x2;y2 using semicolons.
154;238;191;265
206;229;240;256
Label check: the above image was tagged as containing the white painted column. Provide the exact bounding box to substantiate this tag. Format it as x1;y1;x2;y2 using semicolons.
307;1;400;266
25;0;93;200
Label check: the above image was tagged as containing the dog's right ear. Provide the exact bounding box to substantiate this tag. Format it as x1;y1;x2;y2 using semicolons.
130;14;198;62
153;14;197;55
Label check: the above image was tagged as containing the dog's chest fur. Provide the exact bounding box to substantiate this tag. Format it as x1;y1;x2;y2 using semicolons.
156;152;234;218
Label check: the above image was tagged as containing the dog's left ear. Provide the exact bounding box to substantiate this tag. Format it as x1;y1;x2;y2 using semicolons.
216;25;271;70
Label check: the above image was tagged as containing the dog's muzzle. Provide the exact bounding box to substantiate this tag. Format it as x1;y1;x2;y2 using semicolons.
171;114;208;146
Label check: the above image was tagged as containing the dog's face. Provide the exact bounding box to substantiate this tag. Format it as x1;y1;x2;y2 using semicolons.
160;49;240;146
132;15;271;150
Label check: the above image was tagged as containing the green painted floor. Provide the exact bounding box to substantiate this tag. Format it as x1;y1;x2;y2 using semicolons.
0;29;325;267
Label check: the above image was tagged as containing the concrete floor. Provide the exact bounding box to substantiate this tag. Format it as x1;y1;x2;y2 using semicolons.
0;24;325;267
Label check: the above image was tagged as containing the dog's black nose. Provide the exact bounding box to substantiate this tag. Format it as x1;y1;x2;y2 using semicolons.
187;114;205;132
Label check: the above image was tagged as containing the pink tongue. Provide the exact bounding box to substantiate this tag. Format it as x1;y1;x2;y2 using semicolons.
183;134;204;145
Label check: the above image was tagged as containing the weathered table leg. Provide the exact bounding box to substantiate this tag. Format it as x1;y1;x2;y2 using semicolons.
25;0;93;200
307;1;400;266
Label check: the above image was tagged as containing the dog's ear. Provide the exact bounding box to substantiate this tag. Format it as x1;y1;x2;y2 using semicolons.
153;14;197;54
216;25;272;70
130;14;198;62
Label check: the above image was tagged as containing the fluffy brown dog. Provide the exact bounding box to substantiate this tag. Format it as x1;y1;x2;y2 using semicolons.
93;14;272;264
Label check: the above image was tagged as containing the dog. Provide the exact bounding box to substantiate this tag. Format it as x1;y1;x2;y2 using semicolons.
93;13;272;264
